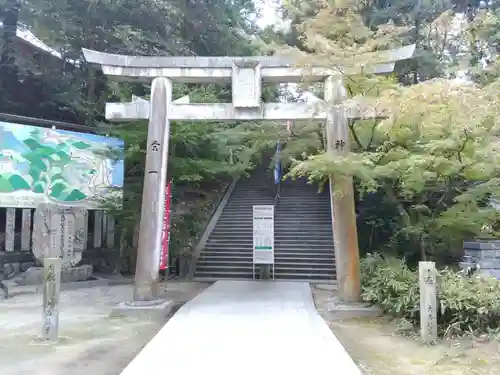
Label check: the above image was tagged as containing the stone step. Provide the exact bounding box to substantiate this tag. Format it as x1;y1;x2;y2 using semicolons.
197;254;253;261
210;226;332;232
274;272;335;280
219;211;332;216
209;232;333;239
196;259;252;266
274;251;334;256
218;216;332;225
201;251;333;258
198;254;334;263
207;236;333;246
216;213;330;218
220;210;332;215
197;259;335;270
196;265;255;273
221;208;331;214
225;199;275;203
228;197;274;201
209;229;333;236
214;220;332;226
276;264;335;271
226;199;329;204
200;250;252;257
224;203;330;208
211;224;333;231
278;198;328;200
203;244;334;251
196;264;335;274
202;244;334;251
194;270;255;278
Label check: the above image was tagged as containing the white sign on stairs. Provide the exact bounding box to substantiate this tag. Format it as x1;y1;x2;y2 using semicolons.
252;205;274;265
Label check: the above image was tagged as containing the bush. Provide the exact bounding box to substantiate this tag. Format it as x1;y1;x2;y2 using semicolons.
361;254;500;335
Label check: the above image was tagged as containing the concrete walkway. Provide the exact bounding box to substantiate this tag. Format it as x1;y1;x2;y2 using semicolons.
121;280;361;375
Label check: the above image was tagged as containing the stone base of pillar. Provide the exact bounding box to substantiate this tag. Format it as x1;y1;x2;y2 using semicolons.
110;299;175;319
325;295;381;320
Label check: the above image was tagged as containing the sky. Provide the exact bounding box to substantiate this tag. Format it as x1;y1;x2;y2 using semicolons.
255;0;281;29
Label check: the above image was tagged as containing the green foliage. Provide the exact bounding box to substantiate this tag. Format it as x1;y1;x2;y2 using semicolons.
106;82;281;250
439;269;500;334
290;78;500;260
361;254;419;319
0;0;277;270
11;0;500;272
361;254;500;335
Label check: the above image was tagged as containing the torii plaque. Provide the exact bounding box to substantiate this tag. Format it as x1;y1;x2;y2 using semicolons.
83;45;414;303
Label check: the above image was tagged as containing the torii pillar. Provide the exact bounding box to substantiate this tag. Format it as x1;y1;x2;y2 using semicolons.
83;46;414;303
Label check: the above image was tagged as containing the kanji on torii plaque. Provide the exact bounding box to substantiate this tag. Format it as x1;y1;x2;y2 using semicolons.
82;45;414;304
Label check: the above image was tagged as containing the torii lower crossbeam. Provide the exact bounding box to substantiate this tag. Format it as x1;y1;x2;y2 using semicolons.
106;101;388;122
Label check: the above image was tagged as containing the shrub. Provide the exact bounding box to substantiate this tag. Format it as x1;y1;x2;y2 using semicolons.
439;270;500;334
360;254;500;335
361;254;419;321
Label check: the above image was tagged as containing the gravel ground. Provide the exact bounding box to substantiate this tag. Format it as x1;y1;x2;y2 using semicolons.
312;284;500;375
0;281;209;375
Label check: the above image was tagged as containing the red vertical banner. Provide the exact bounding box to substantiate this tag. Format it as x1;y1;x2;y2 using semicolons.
159;181;172;270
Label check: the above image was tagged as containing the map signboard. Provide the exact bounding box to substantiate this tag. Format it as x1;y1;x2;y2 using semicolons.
0;121;124;208
252;205;274;265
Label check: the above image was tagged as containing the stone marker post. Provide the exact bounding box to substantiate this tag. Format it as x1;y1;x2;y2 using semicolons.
42;257;62;341
21;209;32;251
33;204;87;339
419;261;438;344
5;207;15;252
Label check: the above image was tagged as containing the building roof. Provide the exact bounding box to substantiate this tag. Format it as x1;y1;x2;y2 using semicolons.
0;22;62;59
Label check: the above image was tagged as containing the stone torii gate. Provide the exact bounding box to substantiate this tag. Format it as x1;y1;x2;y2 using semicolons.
83;46;414;304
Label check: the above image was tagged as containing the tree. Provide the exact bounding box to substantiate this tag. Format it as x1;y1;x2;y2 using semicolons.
0;0;21;101
271;0;500;264
290;79;500;261
9;0;282;270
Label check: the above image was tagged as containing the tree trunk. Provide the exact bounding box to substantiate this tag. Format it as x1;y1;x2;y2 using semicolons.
420;236;427;261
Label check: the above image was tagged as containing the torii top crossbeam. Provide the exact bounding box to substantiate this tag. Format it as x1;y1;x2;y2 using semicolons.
82;45;415;84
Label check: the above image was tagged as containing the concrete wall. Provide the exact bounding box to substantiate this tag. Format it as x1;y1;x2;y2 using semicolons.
0;208;117;280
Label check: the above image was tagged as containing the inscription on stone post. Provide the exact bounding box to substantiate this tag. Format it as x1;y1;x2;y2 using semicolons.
5;208;15;252
232;61;261;108
32;204;81;267
21;209;32;251
73;208;88;254
106;215;115;248
61;210;75;263
42;257;62;341
419;261;438;344
93;210;103;249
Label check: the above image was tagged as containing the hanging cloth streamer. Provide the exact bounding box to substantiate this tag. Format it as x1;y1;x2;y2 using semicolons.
274;140;281;185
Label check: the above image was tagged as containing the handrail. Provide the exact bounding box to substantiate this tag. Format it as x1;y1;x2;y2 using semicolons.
186;177;239;279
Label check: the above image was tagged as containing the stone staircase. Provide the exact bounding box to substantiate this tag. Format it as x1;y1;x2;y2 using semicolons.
194;162;336;281
274;178;335;280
